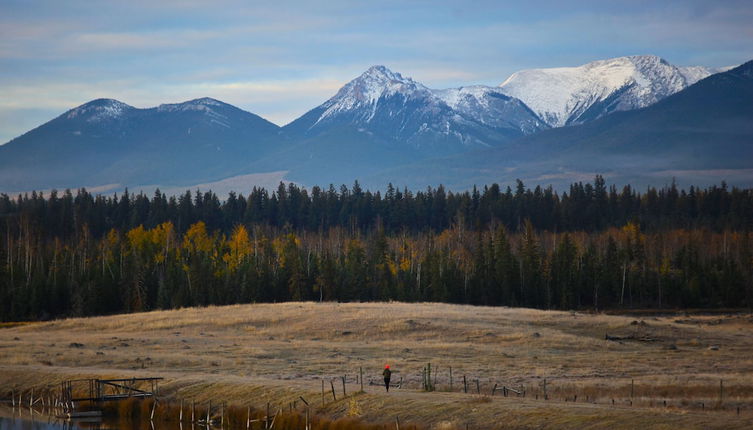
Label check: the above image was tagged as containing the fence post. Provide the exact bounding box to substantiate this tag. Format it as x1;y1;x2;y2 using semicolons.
719;379;723;407
476;379;480;394
449;367;453;392
330;380;337;401
342;376;346;397
322;380;325;407
543;378;547;400
463;375;467;394
360;367;364;392
428;363;432;391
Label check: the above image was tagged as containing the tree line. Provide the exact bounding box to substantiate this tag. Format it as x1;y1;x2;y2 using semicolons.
1;177;750;239
1;177;751;321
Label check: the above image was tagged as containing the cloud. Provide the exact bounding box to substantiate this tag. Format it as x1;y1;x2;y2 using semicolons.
0;75;346;134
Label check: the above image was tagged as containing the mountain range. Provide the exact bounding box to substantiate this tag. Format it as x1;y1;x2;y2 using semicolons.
0;55;750;194
365;59;753;190
499;55;727;127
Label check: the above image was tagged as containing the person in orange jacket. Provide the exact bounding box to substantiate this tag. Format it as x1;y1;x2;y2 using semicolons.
383;364;392;392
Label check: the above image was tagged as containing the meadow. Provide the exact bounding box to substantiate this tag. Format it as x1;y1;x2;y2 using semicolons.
1;302;752;429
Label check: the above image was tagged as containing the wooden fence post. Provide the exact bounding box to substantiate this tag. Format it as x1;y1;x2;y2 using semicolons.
330;380;337;401
449;367;453;392
342;376;346;397
491;383;497;396
322;380;325;407
360;367;364;392
543;378;547;400
631;379;634;400
207;400;211;425
720;379;724;406
247;406;251;430
427;363;432;391
476;379;480;394
463;375;467;394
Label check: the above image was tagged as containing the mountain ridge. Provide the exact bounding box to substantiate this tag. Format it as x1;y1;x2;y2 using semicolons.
283;64;547;152
498;54;729;127
0;97;283;191
361;60;753;190
0;56;746;194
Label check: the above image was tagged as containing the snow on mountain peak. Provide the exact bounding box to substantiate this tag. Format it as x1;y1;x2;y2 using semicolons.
66;98;133;122
316;65;430;124
157;97;225;112
433;85;507;111
498;55;720;127
361;65;406;82
154;97;235;129
189;97;224;106
298;65;546;143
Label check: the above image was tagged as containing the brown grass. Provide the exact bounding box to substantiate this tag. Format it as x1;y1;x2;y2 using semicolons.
1;302;752;429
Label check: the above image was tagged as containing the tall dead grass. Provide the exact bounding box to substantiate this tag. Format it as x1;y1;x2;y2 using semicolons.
99;398;424;430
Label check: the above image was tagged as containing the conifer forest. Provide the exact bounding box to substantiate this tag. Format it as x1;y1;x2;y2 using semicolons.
1;176;752;321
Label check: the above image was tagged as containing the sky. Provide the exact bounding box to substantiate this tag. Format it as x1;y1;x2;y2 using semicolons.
0;0;751;143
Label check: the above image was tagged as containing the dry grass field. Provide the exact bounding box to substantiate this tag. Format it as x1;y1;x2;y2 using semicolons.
1;302;752;429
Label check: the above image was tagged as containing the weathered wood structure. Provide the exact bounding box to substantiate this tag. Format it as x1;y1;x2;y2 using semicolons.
61;377;163;403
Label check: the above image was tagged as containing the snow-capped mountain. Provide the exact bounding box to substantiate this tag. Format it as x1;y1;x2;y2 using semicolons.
432;85;544;135
498;55;727;127
2;57;747;194
65;98;135;122
284;65;546;152
0;97;282;191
